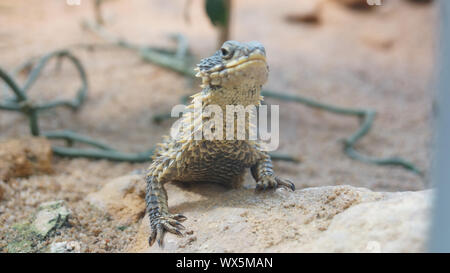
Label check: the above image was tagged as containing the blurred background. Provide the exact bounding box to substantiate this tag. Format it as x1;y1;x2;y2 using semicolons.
0;0;437;252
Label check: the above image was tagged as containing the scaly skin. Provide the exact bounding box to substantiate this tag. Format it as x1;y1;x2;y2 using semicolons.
145;41;295;247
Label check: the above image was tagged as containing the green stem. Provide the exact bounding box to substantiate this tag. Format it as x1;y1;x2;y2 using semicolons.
0;102;20;111
21;50;88;109
0;68;27;101
52;146;154;163
344;146;422;175
83;20;196;77
139;49;195;77
29;109;40;136
43;131;116;151
261;90;367;116
269;152;300;163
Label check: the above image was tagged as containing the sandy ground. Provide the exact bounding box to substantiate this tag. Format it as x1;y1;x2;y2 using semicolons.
0;0;436;252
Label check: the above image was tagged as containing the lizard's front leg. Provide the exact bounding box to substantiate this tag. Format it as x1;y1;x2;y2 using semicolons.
251;151;295;192
145;171;186;247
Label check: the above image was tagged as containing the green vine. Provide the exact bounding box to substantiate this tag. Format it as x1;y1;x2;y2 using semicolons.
0;50;153;162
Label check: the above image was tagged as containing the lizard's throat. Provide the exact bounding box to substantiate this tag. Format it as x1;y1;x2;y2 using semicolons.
203;83;263;108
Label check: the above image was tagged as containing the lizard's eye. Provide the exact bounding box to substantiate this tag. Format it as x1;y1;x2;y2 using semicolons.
221;47;233;59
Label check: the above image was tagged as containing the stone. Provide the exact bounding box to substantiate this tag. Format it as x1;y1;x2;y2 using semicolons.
122;184;430;253
86;174;146;224
6;200;72;252
84;174;431;253
31;200;71;238
0;137;53;181
301;190;432;252
49;241;81;253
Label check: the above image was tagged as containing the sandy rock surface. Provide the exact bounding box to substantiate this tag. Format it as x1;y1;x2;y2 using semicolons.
86;174;146;224
86;175;431;252
302;190;432;252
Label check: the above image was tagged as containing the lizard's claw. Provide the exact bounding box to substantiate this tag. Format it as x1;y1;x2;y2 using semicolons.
255;176;295;192
149;214;187;247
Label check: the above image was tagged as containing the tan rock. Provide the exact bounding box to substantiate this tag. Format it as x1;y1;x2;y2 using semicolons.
126;184;414;253
31;200;72;238
90;175;431;252
0;137;53;181
86;174;146;224
305;190;432;252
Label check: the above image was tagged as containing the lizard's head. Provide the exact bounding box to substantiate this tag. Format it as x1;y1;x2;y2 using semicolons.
195;41;268;89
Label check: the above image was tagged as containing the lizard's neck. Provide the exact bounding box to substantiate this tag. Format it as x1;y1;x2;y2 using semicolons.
182;83;263;142
199;83;263;109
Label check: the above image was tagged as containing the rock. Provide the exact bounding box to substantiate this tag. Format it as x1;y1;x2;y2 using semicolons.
302;190;432;252
6;200;71;252
86;174;146;224
285;0;322;24
49;241;81;253
31;200;71;238
0;137;53;181
86;176;431;253
121;184;430;253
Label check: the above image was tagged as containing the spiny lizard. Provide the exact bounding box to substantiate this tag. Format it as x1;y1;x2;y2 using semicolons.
145;41;295;247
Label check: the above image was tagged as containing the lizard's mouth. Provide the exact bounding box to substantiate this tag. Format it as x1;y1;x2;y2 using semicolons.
195;50;267;87
223;51;266;70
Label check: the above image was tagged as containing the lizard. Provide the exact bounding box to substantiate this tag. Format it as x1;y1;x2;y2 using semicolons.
145;40;295;247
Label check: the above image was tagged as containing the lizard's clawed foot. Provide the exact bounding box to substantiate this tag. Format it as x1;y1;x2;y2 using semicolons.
149;213;187;247
255;175;295;192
